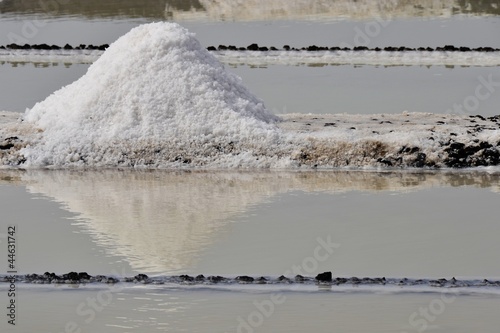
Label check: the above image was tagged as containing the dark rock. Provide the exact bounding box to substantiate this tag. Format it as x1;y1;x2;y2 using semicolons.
6;43;21;49
283;45;290;51
353;46;369;51
399;146;420;154
179;274;194;282
479;141;492;149
195;274;205;281
134;274;149;282
324;122;335;127
217;44;227;50
37;43;51;50
78;272;92;280
295;275;305;282
334;277;347;284
44;272;58;279
247;43;259;51
207;46;216;51
63;272;80;281
106;277;119;284
94;275;107;282
26;273;38;279
228;45;237;51
51;44;61;50
236;275;254;283
481;148;500;165
397;46;408;51
448;142;465;151
377;158;393;166
315;271;332;282
351;277;361;284
443;141;499;167
412;153;427;168
63;43;73;50
258;46;269;51
480;47;495;52
257;277;268;284
0;143;14;150
270;46;278;51
98;44;109;51
207;275;225;283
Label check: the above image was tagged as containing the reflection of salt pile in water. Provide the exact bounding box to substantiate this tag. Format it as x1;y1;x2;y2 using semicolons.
8;169;499;273
21;22;284;167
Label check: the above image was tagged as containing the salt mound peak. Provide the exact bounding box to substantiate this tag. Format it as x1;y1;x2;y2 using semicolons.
22;22;281;167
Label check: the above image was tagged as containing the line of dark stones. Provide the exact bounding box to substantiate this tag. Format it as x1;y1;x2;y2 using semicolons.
1;43;500;53
2;271;500;287
210;44;500;52
0;43;110;51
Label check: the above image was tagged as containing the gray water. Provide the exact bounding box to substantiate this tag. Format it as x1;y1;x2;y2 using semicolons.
1;170;500;333
1;1;499;332
2;62;500;116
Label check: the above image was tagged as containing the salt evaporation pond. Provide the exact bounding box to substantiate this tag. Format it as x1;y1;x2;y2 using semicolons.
0;22;499;169
1;6;499;333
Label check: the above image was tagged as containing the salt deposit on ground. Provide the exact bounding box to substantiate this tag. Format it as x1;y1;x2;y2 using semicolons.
2;49;499;67
215;50;500;67
0;22;499;169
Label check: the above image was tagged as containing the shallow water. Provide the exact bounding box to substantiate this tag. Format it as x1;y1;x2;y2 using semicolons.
1;170;500;332
2;63;499;116
2;284;499;333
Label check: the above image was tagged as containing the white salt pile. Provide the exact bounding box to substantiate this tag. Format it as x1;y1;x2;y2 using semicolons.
21;22;285;167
